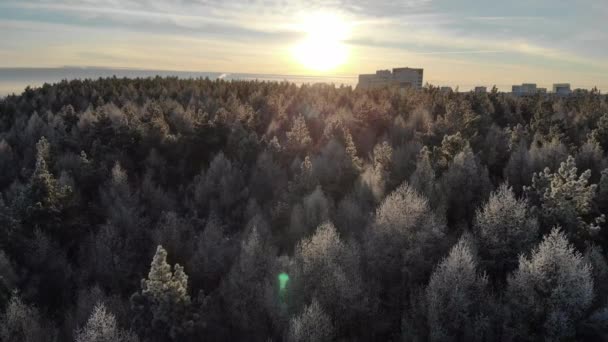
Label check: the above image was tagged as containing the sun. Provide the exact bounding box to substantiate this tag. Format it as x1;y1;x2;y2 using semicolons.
291;12;351;73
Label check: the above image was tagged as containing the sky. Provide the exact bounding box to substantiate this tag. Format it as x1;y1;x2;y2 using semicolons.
1;0;607;90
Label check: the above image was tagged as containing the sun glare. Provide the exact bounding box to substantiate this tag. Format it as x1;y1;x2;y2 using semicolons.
292;12;351;72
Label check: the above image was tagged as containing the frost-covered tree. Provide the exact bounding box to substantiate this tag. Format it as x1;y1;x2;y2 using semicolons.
188;217;235;293
17;137;71;234
286;114;312;154
591;112;608;152
130;246;193;342
0;294;51;342
506;228;594;341
434;132;469;171
312;139;359;196
292;222;364;336
288;155;318;198
528;136;569;175
576;137;605;182
287;299;334;342
525;155;605;244
75;303;138;342
597;168;608;214
584;245;608;306
100;162;140;229
367;182;445;285
220;227;278;340
474;184;539;276
365;182;445;335
193;152;246;214
410;146;440;209
503;141;533;193
426;238;490;342
441;145;491;224
372;140;393;175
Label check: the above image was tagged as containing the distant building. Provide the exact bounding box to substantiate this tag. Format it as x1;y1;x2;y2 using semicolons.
358;67;424;90
474;86;487;94
512;85;522;94
440;86;453;93
553;83;572;96
512;83;542;96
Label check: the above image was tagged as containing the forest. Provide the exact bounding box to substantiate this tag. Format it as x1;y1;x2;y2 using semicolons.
0;77;607;341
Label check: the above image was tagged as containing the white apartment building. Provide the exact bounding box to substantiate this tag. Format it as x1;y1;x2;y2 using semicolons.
512;83;539;96
358;67;424;89
553;83;572;95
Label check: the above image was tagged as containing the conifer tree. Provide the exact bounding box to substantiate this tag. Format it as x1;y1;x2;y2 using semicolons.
426;238;491;342
525;155;605;245
75;303;138;342
286;114;312;154
220;227;278;340
474;184;539;276
292;222;364;337
0;294;50;342
17;137;70;233
506;228;594;341
287;299;334;342
131;246;193;342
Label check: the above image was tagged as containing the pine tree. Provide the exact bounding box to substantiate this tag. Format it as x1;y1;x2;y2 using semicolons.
365;182;445;335
506;228;594;341
0;294;50;342
440;144;491;224
410;146;439;208
343;128;362;171
525;155;605;245
287;299;334;342
474;184;539;276
75;303;138;342
130;246;193;342
17;137;70;234
286;114;312;154
220;227;277;340
591;112;608;152
426;237;490;342
597;168;608;214
292;222;364;337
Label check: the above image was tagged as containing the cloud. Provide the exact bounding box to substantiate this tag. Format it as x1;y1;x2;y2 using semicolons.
0;0;607;87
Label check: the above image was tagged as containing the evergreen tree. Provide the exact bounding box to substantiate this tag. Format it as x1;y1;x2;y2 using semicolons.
130;246;194;342
292;222;365;337
220;227;278;340
474;184;539;276
287;299;334;342
506;228;594;341
365;182;445;336
425;237;491;342
17;137;71;236
0;294;51;342
410;146;440;209
441;144;491;224
525;155;605;245
286;114;312;154
75;303;138;342
591;112;608;152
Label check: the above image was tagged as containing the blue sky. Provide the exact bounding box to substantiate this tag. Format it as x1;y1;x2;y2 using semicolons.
0;0;607;90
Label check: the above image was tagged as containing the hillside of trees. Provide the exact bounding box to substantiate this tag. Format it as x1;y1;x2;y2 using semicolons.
0;77;608;341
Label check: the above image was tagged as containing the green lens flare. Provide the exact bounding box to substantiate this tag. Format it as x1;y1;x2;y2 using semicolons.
278;273;289;290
